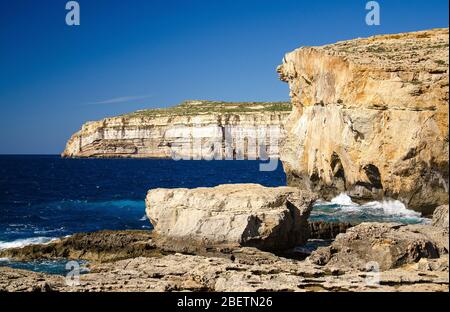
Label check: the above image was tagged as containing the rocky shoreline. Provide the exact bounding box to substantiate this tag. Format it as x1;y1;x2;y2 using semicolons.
1;28;448;293
0;190;448;292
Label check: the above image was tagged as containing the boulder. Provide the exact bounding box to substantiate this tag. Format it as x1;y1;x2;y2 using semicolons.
146;184;316;251
432;204;449;232
309;222;449;271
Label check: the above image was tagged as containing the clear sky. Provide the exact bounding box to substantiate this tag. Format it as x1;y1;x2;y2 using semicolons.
0;0;448;154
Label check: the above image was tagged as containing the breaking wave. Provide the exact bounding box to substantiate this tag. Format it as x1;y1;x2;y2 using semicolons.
0;237;58;250
312;194;427;224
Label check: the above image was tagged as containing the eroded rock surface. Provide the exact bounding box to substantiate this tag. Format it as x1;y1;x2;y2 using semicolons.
278;28;449;214
309;222;449;271
1;247;448;292
309;221;354;240
146;184;316;251
0;267;65;292
1;223;448;292
432;204;449;231
0;231;162;263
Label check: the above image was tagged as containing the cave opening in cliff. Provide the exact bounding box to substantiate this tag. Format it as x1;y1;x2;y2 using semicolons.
330;152;346;185
363;164;383;190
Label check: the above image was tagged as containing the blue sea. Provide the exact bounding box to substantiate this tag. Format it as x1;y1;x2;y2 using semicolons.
0;155;427;274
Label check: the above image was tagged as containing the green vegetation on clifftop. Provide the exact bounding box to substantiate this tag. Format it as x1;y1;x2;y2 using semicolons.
121;100;292;118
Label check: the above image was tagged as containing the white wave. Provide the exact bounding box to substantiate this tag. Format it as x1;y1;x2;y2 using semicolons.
0;237;58;250
315;193;426;222
139;215;148;221
364;199;422;218
330;193;354;206
8;224;24;228
33;227;65;235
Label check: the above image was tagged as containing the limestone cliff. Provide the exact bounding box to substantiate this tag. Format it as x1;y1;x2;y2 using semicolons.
277;28;449;214
62;100;291;159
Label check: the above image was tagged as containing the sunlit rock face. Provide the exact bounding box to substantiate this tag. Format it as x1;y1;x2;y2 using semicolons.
62;100;291;160
277;28;449;214
146;184;316;251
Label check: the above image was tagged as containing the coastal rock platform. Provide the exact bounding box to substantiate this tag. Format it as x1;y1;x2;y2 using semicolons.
0;211;448;292
1;246;448;292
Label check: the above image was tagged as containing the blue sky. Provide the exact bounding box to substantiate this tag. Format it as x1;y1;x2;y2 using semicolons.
0;0;448;154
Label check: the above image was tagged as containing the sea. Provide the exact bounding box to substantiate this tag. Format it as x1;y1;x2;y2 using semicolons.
0;155;428;274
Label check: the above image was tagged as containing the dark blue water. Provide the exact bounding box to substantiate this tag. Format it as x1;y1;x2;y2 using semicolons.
0;155;427;275
0;155;286;247
0;155;427;247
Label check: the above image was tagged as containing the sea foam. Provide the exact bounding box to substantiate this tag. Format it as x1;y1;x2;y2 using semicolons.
312;193;427;224
0;237;58;250
330;193;355;206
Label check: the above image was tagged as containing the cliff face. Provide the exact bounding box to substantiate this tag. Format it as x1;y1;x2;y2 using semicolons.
62;101;291;159
277;28;449;214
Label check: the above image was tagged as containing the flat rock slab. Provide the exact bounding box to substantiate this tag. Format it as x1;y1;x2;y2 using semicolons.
1;250;448;292
146;184;316;251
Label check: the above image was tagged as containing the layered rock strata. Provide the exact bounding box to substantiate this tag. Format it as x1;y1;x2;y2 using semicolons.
277;28;449;214
62;100;291;159
146;184;316;251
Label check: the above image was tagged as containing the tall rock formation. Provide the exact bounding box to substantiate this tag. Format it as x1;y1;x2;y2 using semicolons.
277;28;449;214
62;100;291;160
